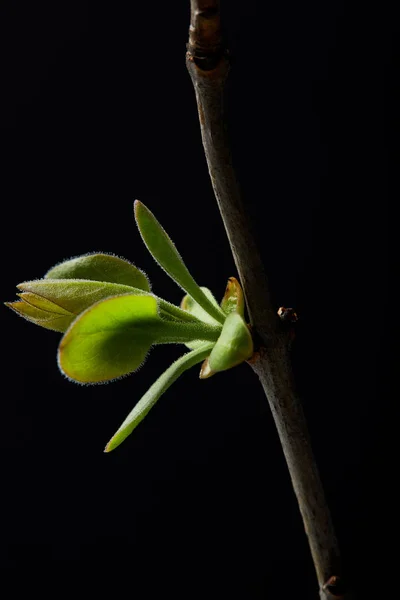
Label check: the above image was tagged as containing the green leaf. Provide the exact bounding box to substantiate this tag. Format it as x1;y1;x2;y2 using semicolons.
105;343;214;452
134;200;226;324
17;279;149;315
59;295;159;383
220;277;245;317
9;276;213;333
45;253;150;291
58;294;221;384
200;312;253;379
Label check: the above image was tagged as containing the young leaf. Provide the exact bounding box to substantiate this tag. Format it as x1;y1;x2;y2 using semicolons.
220;277;245;317
17;292;72;315
200;312;253;379
134;200;226;324
59;295;161;383
9;274;212;333
5;297;74;332
58;294;221;384
17;279;149;315
45;253;150;291
105;343;214;452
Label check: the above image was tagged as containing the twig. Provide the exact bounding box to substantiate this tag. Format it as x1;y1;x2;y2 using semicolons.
186;2;352;598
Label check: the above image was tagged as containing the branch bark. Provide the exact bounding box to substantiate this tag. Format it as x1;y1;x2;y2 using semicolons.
186;2;352;599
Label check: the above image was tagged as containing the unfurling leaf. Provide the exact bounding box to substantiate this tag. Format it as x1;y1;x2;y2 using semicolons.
105;343;214;452
134;200;226;324
220;277;245;317
18;279;149;314
45;253;150;291
11;279;149;332
200;312;253;379
58;294;221;384
5;294;73;332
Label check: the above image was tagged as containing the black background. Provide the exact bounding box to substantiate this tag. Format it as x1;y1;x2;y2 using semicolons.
0;2;396;598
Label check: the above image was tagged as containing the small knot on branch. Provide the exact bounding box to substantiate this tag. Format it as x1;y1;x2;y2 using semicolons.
277;306;299;323
277;307;298;346
322;575;347;598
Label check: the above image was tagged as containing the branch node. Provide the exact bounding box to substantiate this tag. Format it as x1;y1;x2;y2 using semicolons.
187;0;223;70
277;306;298;323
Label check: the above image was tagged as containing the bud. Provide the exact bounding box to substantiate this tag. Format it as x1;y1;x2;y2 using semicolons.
199;312;253;379
220;276;245;317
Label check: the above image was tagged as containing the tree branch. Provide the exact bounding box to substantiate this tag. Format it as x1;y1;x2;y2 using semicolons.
187;1;278;336
186;2;352;598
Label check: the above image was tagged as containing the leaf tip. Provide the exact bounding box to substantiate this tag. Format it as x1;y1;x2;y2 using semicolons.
104;435;122;453
199;357;215;379
4;300;23;313
134;199;143;216
4;301;22;316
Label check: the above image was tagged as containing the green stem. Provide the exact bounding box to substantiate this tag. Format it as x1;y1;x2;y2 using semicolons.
157;297;210;323
156;319;221;345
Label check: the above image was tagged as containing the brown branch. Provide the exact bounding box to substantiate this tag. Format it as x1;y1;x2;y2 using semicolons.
186;2;353;599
